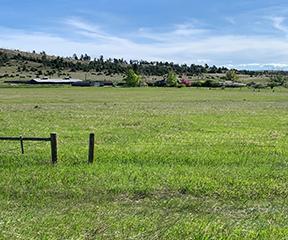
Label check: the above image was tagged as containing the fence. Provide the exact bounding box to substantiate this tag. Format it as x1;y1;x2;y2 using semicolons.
0;133;95;164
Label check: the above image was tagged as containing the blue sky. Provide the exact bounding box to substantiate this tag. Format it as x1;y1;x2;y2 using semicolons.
1;0;288;69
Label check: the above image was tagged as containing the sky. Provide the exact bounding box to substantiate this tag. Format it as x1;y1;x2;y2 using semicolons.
1;0;288;70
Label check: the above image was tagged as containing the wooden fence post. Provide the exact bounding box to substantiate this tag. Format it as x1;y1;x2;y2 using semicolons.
88;133;95;164
50;133;57;164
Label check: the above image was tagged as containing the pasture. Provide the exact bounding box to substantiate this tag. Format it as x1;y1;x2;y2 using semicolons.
0;87;288;239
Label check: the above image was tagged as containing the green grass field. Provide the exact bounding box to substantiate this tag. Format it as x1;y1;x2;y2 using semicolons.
0;87;287;239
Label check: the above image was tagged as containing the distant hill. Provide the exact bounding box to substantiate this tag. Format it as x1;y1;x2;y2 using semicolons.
0;48;128;82
0;48;281;84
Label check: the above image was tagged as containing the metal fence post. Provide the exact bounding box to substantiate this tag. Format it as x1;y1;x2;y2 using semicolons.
50;133;57;164
88;133;95;164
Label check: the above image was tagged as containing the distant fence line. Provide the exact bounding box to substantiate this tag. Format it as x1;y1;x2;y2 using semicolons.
0;133;95;164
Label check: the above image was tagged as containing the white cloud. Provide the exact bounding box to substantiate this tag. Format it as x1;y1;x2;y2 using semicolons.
137;23;207;42
1;18;288;70
271;16;288;33
64;18;132;45
237;63;288;70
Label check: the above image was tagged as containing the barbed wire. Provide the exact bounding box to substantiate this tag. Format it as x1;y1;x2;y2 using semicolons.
0;136;281;158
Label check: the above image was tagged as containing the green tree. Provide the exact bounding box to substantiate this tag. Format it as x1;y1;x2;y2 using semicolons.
225;69;239;81
166;70;178;87
268;75;288;89
124;69;141;87
72;53;78;60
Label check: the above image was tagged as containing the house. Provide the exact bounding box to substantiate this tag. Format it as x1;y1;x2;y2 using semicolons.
29;77;82;85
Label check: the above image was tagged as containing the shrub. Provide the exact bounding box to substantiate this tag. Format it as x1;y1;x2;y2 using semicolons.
268;75;288;89
124;69;141;87
181;78;192;87
225;70;239;81
166;70;178;87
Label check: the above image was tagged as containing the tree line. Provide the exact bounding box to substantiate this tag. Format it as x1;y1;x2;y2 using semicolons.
1;49;288;79
1;50;229;76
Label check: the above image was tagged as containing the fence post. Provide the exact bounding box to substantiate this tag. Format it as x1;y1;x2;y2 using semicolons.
50;133;57;164
88;133;95;164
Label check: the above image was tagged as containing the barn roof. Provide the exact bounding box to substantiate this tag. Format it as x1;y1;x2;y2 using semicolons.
31;78;82;84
